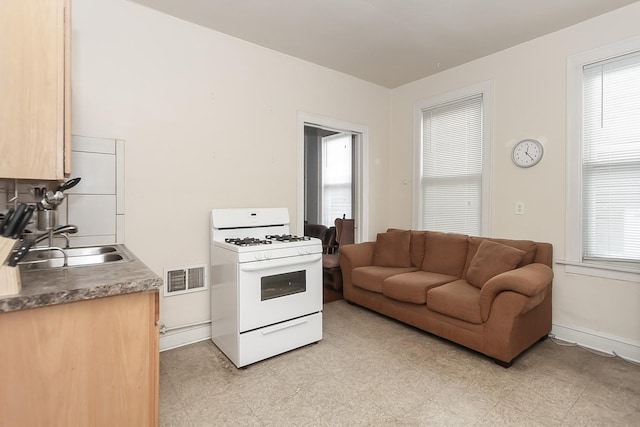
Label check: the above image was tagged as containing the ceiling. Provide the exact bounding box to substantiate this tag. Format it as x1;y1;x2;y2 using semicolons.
130;0;638;88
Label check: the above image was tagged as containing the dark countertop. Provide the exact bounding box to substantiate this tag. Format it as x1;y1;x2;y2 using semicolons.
0;244;162;313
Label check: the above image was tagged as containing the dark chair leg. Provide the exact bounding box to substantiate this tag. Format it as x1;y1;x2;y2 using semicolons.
330;268;343;290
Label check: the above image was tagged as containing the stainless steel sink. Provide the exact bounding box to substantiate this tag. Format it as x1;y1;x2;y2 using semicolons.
20;245;131;271
27;245;119;259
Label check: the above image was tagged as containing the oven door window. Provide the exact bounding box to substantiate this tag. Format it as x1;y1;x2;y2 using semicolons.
261;270;306;301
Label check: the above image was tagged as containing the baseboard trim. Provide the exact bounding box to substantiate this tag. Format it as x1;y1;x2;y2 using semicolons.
551;323;640;364
159;324;211;352
157;321;640;363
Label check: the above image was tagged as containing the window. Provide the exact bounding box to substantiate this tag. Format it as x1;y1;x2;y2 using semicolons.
565;37;640;281
321;133;353;226
414;82;492;235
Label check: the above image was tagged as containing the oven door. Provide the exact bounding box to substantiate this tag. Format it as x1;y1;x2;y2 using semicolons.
238;253;322;332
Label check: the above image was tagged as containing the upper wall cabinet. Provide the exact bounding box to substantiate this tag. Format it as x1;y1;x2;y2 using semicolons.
0;0;71;180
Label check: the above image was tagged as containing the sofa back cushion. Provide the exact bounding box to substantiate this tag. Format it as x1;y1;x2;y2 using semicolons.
462;237;537;277
421;231;468;277
488;238;537;266
409;230;427;267
465;240;526;288
372;231;412;267
387;229;427;268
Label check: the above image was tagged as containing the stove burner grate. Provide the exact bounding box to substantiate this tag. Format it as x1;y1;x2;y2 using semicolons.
265;234;311;243
225;237;272;247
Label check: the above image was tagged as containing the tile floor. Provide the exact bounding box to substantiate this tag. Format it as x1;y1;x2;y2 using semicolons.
160;300;640;426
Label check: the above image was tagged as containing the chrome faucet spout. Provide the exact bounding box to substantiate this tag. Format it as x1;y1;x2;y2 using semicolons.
35;225;78;248
52;224;78;236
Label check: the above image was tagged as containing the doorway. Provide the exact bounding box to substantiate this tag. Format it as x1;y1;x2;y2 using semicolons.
296;112;368;243
304;127;354;226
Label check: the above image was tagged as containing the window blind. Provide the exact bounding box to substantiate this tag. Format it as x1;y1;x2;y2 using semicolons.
422;95;483;235
582;51;640;265
322;133;352;226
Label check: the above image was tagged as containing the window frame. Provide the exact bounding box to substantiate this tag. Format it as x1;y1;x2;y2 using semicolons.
564;36;640;282
412;81;493;235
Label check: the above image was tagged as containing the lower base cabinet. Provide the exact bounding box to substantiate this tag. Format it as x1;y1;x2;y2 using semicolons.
0;290;159;426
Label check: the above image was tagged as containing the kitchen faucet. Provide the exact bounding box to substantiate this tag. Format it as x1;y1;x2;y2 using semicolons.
26;246;69;267
35;224;78;249
25;225;78;267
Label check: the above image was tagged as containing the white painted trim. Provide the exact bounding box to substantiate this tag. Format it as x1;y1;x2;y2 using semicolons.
551;323;640;364
159;323;211;352
116;139;125;215
116;139;125;244
565;36;640;281
412;81;493;234
296;112;369;242
556;259;640;282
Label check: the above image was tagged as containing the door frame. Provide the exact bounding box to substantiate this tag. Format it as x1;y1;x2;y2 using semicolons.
297;112;369;243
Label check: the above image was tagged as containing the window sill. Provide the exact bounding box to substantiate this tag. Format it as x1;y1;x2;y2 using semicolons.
555;260;640;282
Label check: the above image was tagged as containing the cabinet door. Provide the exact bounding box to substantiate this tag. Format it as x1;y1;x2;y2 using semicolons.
0;0;70;180
0;291;160;426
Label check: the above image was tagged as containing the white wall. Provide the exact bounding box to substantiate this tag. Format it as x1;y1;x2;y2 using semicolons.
73;0;639;357
390;4;640;359
71;0;390;344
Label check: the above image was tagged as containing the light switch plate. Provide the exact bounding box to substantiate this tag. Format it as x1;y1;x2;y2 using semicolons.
515;202;525;215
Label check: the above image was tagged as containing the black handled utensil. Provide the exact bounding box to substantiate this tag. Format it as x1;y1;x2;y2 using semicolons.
11;205;36;239
2;204;28;238
0;207;15;235
8;238;35;267
56;177;81;193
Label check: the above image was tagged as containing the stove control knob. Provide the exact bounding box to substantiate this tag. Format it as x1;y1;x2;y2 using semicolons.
255;252;264;261
265;252;272;259
298;248;308;255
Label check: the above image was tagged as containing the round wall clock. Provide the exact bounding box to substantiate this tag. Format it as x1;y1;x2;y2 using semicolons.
512;139;544;168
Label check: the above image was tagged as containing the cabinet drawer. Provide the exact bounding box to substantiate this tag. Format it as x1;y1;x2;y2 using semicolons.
237;312;322;367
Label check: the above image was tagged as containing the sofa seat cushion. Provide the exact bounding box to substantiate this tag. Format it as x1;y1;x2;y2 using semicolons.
465;240;526;288
372;231;412;267
427;279;483;324
351;266;417;293
382;271;457;304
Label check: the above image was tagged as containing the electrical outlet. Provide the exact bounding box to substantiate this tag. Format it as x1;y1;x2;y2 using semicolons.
515;202;525;215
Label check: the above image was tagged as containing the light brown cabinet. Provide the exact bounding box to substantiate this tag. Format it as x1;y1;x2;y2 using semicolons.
0;0;71;180
0;291;159;426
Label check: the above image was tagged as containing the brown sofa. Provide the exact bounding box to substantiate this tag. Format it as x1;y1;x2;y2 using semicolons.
339;229;554;367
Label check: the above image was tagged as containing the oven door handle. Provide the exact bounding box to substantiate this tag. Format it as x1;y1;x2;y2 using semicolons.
239;254;322;272
261;318;308;335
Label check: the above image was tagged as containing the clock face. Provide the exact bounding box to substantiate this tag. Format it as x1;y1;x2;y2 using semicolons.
512;139;543;168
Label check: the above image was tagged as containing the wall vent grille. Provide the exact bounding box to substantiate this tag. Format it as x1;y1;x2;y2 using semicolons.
164;264;208;296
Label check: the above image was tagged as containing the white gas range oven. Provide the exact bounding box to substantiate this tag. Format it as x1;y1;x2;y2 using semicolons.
209;208;323;368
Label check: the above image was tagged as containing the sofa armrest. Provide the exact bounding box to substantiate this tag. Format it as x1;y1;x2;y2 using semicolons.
339;242;375;269
479;263;553;321
339;242;375;298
